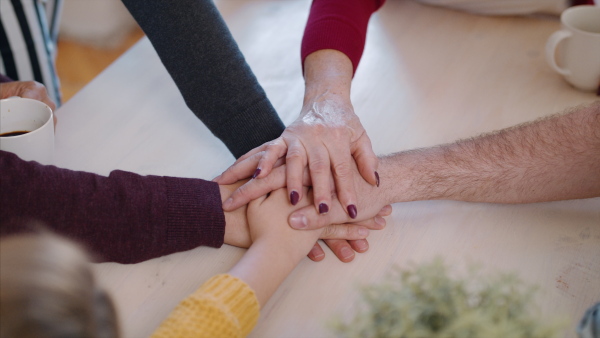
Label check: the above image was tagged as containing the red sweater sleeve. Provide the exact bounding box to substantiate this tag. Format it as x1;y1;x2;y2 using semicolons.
0;150;225;264
301;0;386;74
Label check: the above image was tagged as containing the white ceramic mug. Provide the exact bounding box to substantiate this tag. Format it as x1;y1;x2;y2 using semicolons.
545;5;600;92
0;97;54;165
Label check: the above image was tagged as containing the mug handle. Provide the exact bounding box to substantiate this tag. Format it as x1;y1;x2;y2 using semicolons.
545;30;572;76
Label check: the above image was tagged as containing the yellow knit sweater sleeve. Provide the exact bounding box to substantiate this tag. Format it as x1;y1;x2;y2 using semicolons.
151;274;260;338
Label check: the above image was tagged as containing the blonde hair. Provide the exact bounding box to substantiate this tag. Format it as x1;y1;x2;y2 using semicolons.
0;232;120;338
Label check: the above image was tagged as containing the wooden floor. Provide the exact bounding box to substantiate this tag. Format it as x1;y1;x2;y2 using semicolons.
55;27;145;103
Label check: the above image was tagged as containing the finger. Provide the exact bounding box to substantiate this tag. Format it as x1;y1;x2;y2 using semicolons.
214;144;268;183
306;144;332;215
215;152;262;184
378;205;393;217
348;217;386;230
37;95;56;111
273;157;286;169
39;94;56;111
285;139;307;206
319;224;369;240
307;242;326;262
326;142;357;219
247;191;269;210
352;134;379;187
235;142;267;164
323;239;355;263
348;239;369;253
222;165;288;211
288;197;348;230
255;139;288;179
22;88;56;111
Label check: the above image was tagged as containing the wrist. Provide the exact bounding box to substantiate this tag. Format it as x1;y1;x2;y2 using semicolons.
377;156;403;205
378;150;438;204
303;49;352;102
252;236;312;268
220;183;251;248
254;229;319;262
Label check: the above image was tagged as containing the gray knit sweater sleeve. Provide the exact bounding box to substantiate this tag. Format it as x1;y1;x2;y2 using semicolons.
121;0;285;158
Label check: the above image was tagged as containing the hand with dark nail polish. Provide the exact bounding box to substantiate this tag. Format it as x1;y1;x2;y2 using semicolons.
347;204;357;219
319;203;329;214
290;191;299;205
251;168;261;179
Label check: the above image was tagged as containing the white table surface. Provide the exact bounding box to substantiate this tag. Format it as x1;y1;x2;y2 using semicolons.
53;1;599;337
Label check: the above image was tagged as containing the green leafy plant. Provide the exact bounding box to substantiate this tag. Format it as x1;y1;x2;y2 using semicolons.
332;258;564;338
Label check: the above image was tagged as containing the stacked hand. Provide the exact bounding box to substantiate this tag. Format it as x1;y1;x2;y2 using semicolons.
215;49;390;262
220;173;391;261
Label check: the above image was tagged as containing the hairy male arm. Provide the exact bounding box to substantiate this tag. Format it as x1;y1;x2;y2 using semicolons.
383;101;600;204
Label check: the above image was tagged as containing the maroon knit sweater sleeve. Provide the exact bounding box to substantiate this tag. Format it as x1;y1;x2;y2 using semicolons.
301;0;386;74
0;150;225;264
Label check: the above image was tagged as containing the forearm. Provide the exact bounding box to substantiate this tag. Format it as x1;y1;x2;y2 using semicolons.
380;102;600;204
229;236;316;307
121;0;285;158
0;150;225;263
303;49;353;104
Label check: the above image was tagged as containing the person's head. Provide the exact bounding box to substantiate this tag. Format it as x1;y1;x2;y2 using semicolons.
0;232;120;338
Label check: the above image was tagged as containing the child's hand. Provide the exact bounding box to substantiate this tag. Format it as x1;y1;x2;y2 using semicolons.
230;187;325;307
247;187;321;258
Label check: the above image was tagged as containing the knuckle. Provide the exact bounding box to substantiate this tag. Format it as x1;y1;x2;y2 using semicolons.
235;183;252;199
264;142;280;154
312;214;330;229
308;158;328;173
332;161;352;180
329;126;348;140
254;150;267;160
321;225;335;238
222;167;239;181
286;148;304;161
347;226;358;238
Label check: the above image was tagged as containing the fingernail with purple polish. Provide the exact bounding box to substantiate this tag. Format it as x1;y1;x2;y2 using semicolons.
347;204;357;219
319;203;329;214
290;191;299;205
375;171;380;187
252;168;261;179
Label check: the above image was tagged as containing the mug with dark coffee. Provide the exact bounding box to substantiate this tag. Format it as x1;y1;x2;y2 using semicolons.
0;97;54;165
